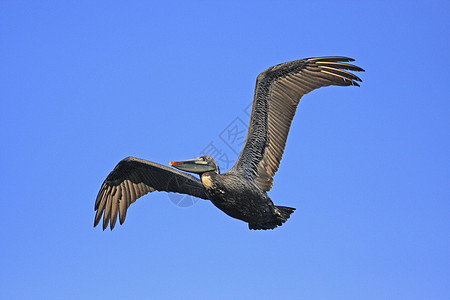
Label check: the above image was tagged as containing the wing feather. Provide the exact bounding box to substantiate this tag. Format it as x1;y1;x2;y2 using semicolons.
232;56;364;191
94;156;209;230
119;186;128;225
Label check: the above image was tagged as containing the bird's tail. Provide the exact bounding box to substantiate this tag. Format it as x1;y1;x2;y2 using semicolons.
248;206;296;230
275;206;296;222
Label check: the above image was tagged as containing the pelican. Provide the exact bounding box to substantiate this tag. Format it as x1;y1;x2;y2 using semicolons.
94;56;364;230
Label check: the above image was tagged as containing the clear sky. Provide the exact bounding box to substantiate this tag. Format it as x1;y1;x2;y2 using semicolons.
1;1;449;299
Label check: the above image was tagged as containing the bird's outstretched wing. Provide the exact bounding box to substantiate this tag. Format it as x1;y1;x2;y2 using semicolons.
232;57;364;191
94;157;209;230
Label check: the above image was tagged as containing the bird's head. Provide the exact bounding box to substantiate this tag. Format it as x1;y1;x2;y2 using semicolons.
169;155;220;175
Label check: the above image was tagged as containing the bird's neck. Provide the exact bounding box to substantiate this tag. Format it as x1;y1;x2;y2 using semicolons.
201;171;217;190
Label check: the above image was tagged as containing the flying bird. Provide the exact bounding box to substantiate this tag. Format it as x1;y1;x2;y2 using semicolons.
94;56;364;230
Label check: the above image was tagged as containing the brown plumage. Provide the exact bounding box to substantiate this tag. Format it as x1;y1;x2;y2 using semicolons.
94;157;208;230
234;57;363;191
94;56;364;230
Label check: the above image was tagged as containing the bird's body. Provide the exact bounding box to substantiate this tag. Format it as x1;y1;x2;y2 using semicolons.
94;56;364;230
201;171;294;229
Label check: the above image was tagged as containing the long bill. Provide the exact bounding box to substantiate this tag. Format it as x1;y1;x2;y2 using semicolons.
169;157;216;174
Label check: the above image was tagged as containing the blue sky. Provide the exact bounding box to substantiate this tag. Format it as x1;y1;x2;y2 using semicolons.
1;1;449;299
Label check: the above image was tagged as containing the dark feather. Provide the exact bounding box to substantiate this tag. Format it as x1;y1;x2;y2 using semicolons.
94;157;208;230
232;57;364;191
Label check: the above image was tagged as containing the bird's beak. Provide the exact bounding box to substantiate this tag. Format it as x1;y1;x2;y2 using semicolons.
169;157;215;174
